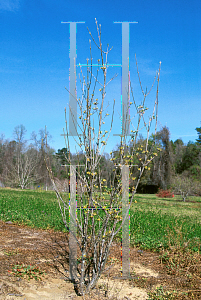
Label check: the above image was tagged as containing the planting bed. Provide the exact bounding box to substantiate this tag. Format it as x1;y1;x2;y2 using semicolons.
0;220;200;299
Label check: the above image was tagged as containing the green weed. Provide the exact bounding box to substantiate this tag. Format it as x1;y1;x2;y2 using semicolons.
4;249;19;256
8;263;46;281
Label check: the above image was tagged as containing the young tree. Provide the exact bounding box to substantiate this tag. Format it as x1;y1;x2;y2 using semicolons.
4;125;40;189
0;134;7;185
45;19;161;295
180;141;200;173
56;148;71;166
150;126;173;189
195;124;201;144
31;128;54;189
172;173;192;202
171;138;185;174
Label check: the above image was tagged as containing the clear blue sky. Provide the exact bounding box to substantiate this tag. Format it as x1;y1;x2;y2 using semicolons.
1;0;201;155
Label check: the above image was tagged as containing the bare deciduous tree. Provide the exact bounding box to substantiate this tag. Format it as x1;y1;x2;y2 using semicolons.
171;173;192;202
4;125;40;189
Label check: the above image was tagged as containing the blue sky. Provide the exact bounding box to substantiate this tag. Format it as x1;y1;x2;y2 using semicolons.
0;0;201;154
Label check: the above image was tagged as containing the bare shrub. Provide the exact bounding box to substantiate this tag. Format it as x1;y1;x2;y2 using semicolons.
44;19;161;295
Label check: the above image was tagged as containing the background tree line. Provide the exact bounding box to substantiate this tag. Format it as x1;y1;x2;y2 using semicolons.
0;124;201;195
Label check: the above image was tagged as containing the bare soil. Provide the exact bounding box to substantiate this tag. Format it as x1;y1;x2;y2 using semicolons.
0;220;200;299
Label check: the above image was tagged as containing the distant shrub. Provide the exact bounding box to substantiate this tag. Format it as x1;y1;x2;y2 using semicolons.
156;188;174;198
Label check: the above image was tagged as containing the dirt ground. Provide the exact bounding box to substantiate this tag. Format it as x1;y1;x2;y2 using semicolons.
0;220;200;300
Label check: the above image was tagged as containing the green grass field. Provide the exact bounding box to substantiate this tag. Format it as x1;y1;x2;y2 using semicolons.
0;188;200;252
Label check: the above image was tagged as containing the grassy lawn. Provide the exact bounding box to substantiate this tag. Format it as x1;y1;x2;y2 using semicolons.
0;188;200;252
0;188;66;231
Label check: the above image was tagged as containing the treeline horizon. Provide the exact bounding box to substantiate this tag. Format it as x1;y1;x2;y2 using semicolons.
0;124;201;195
